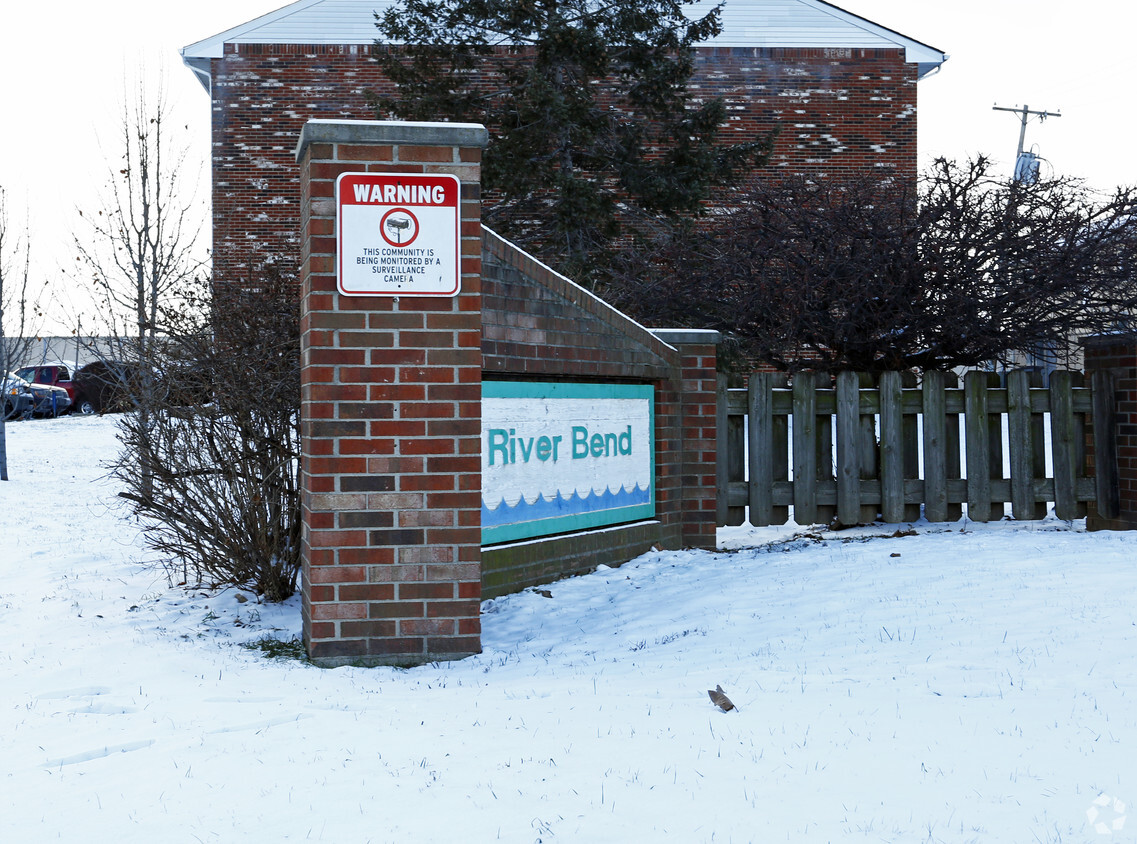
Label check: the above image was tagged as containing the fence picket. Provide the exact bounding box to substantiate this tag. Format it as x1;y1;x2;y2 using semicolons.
1050;370;1077;520
1029;371;1048;519
836;372;862;525
944;372;963;521
900;371;921;521
749;373;775;526
921;371;947;522
857;373;879;524
1007;369;1034;520
772;376;790;525
792;375;818;525
880;371;905;522
965;371;992;522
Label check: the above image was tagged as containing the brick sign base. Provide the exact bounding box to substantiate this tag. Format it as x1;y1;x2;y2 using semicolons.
297;120;488;666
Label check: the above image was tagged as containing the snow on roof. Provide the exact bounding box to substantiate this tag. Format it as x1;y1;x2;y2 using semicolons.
181;0;947;90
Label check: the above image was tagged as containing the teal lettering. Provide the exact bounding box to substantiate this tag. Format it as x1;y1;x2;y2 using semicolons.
571;426;637;460
572;426;589;459
490;430;570;463
590;433;605;457
488;429;509;466
604;432;618;456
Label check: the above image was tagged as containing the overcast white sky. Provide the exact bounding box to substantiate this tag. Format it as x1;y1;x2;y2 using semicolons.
1;0;1134;335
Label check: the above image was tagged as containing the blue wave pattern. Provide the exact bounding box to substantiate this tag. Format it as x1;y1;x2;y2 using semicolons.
482;484;651;528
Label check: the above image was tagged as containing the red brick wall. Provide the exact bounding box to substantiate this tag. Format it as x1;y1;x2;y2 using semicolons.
698;47;917;181
298;122;486;666
1083;336;1137;530
208;43;917;285
297;119;722;657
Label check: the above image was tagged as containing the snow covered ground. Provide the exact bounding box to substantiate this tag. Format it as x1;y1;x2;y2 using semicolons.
2;415;1135;843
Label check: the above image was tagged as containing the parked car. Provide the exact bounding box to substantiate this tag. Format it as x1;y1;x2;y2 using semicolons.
2;374;34;420
72;360;137;414
18;360;132;415
25;380;72;417
15;363;77;405
15;362;100;415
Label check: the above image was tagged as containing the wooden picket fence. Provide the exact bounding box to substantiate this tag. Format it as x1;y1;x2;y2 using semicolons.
717;369;1121;527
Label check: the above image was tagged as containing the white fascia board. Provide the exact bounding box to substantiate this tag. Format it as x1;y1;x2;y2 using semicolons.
180;0;947;86
699;0;946;77
810;0;946;75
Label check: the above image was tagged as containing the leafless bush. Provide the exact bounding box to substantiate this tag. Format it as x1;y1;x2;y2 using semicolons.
116;268;301;601
605;157;1137;372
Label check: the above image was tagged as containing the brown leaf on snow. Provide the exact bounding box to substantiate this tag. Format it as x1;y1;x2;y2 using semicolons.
708;684;737;712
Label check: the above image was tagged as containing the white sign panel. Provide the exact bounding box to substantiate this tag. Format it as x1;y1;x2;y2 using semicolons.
481;382;655;544
336;172;461;297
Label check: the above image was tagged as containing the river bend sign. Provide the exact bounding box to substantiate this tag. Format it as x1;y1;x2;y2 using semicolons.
481;381;655;544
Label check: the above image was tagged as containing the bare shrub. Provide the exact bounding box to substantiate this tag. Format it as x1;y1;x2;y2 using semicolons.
116;268;301;601
606;157;1137;372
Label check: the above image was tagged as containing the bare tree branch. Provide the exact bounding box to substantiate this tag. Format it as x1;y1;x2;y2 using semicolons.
606;157;1137;372
74;74;205;497
0;188;47;480
113;268;302;600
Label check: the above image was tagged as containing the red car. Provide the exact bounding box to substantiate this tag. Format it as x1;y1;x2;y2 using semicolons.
19;360;143;415
15;363;94;415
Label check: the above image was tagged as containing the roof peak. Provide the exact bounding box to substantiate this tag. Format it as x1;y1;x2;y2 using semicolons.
182;0;946;74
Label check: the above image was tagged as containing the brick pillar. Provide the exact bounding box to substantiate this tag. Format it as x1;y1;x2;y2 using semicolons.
1083;334;1137;531
297;120;488;666
651;329;721;549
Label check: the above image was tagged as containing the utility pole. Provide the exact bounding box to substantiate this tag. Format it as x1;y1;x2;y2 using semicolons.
993;102;1061;159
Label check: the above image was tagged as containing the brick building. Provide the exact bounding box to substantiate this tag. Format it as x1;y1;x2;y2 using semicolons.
182;0;946;286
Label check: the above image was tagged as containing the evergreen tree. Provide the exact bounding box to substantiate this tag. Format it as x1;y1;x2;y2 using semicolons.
371;0;771;279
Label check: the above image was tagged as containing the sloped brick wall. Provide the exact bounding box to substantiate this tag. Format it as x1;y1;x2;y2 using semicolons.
480;231;719;597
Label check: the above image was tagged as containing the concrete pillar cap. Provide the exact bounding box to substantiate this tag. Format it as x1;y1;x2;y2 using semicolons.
296;119;490;162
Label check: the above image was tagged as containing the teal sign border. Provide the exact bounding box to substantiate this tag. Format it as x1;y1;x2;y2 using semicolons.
481;381;655;545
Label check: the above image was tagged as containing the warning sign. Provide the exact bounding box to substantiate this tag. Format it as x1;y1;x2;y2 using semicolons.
336;172;462;297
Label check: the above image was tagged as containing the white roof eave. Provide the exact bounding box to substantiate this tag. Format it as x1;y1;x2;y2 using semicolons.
180;0;947;88
181;0;328;59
